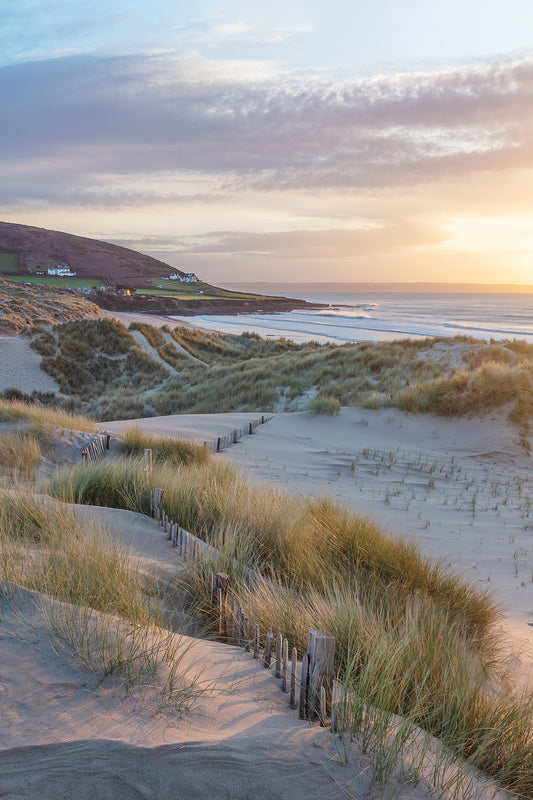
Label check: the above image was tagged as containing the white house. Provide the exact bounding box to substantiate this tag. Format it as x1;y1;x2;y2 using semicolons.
167;272;197;283
46;264;76;277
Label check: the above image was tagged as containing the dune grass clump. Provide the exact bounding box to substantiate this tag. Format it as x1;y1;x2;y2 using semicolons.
0;491;200;709
0;492;153;620
0;397;95;433
45;455;533;796
0;431;41;479
47;457;151;514
120;427;211;466
309;394;341;415
46;458;499;645
129;321;165;348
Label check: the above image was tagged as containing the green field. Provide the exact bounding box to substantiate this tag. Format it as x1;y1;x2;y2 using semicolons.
146;278;274;300
0;253;20;273
7;275;107;289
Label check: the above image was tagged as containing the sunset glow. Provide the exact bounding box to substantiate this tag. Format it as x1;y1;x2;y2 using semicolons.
2;1;533;285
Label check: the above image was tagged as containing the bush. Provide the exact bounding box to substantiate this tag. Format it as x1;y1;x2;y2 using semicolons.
120;427;211;465
309;394;341;415
30;330;56;357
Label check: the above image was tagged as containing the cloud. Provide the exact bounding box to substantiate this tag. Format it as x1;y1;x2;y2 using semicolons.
1;51;533;206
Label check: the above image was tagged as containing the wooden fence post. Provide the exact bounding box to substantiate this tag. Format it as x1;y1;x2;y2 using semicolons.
215;573;229;637
275;632;282;679
330;679;343;733
290;647;298;709
253;624;260;659
307;629;336;719
299;653;309;719
282;638;289;692
263;628;273;668
144;448;152;483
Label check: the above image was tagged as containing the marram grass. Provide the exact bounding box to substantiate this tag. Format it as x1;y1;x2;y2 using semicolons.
45;456;533;796
0;491;201;709
120;426;211;466
0;431;41;479
0;397;95;433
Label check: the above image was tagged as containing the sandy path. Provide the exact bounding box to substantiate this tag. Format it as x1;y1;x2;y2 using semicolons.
0;501;512;800
103;411;271;446
0;335;60;394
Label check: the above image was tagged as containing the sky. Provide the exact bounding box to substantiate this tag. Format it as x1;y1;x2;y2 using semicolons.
2;1;533;285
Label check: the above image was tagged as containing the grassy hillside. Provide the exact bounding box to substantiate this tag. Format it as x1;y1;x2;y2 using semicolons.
0;220;189;287
0;277;103;334
26;319;533;447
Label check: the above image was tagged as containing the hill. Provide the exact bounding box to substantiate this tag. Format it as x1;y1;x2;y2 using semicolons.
0;277;103;335
0;220;187;287
0;222;323;316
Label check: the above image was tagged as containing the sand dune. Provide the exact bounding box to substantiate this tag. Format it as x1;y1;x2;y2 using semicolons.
0;335;60;394
110;408;533;693
1;341;530;798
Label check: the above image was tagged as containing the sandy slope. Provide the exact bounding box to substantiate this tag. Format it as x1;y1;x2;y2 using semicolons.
0;335;60;394
110;408;533;693
0;336;531;798
0;504;512;800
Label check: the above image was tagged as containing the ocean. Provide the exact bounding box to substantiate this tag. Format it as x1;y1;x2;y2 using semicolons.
171;289;533;345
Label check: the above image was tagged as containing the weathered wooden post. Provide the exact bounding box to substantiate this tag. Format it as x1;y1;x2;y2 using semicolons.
215;573;229;637
233;430;238;444
275;632;283;679
105;434;111;450
144;448;152;483
306;629;336;719
152;488;164;520
281;638;289;692
263;628;274;668
290;648;298;709
330;679;343;734
319;684;327;726
248;422;253;435
299;653;309;719
216;437;222;452
253;624;260;659
208;571;215;609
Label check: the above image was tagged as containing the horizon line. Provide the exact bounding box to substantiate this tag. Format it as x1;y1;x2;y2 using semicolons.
219;281;533;293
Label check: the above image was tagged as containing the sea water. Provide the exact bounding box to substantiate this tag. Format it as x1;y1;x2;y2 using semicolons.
170;290;533;345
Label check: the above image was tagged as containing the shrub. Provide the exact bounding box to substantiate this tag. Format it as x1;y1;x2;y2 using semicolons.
0;432;41;479
120;427;211;465
30;330;56;357
129;321;165;349
309;394;341;415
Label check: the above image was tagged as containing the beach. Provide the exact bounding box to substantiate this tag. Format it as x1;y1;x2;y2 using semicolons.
1;320;531;799
105;406;533;695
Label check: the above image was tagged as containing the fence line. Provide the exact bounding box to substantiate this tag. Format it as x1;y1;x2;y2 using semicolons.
208;415;273;453
81;433;111;464
150;487;339;731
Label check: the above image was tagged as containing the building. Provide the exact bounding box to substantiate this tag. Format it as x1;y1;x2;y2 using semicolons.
46;263;76;277
168;272;197;283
